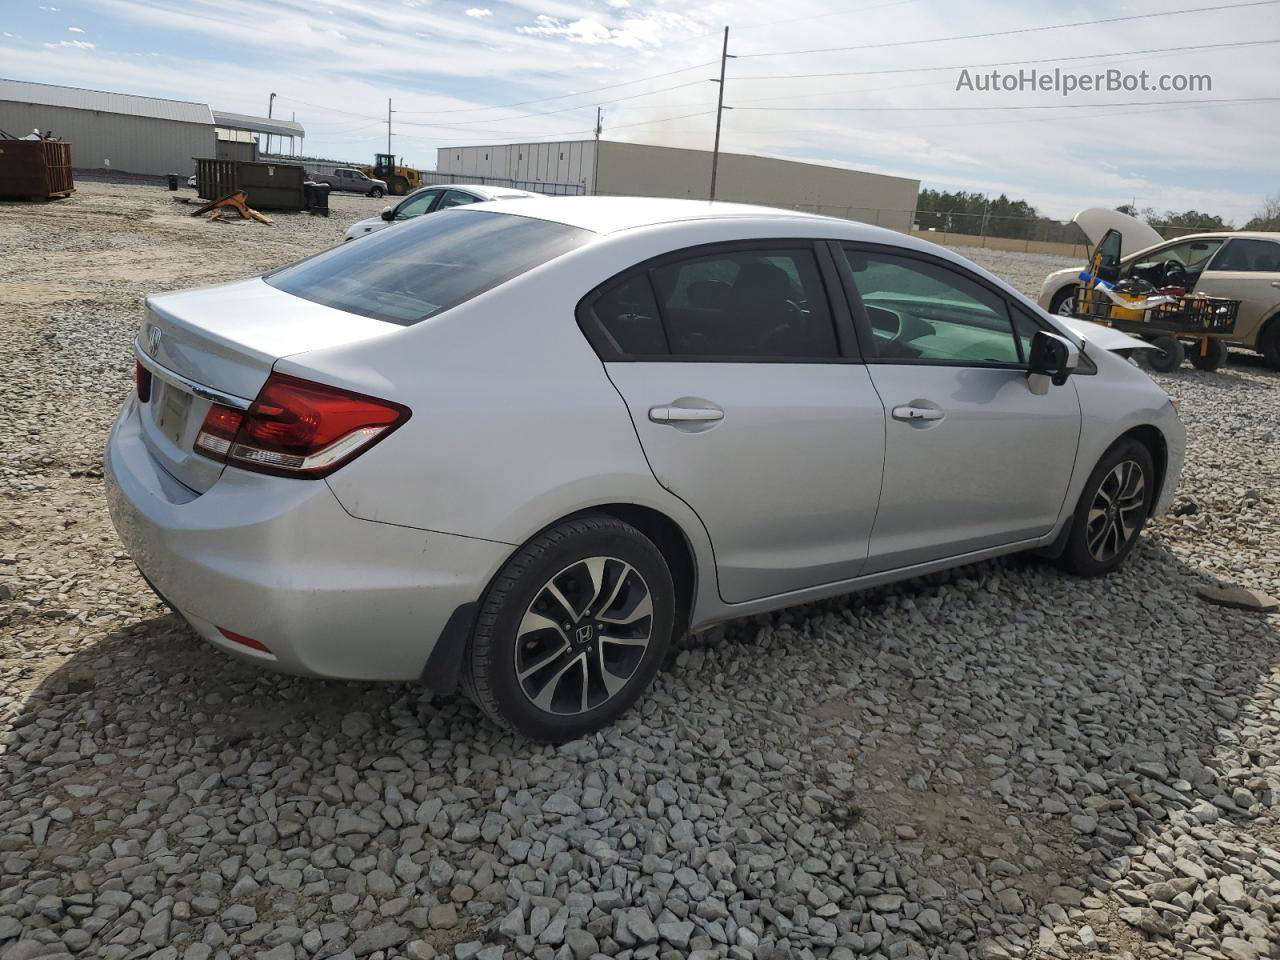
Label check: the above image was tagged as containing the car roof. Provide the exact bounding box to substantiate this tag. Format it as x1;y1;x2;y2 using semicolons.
410;183;541;201
465;195;840;235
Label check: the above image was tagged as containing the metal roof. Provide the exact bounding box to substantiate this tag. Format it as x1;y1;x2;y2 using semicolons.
0;78;214;124
212;110;305;139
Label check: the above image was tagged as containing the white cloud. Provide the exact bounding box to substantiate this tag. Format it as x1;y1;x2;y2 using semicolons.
44;39;96;49
38;4;61;10
465;7;492;17
68;26;85;32
516;9;696;48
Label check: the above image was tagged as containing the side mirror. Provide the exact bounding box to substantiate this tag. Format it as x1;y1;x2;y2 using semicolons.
1027;330;1079;394
380;205;395;221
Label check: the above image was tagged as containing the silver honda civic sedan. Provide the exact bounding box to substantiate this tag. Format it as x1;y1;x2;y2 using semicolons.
106;197;1184;741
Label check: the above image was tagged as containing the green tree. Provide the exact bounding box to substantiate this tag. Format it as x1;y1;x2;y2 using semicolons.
1244;194;1280;231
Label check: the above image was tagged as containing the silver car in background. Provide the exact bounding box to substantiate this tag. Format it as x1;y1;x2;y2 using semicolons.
343;183;541;241
106;198;1184;741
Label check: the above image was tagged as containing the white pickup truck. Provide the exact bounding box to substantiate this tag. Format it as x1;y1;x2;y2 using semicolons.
309;167;388;198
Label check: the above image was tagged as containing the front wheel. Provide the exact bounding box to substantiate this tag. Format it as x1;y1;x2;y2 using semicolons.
1145;335;1185;372
464;516;675;742
368;187;384;198
1058;439;1155;577
1049;285;1078;317
1188;338;1228;371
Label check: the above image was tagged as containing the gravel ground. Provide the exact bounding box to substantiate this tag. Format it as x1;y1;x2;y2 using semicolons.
1;182;1278;960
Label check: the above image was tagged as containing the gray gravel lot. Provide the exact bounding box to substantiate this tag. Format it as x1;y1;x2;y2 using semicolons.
1;183;1278;960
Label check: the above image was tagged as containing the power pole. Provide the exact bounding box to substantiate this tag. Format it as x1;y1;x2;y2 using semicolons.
387;98;393;157
592;106;602;195
267;92;276;155
709;26;732;201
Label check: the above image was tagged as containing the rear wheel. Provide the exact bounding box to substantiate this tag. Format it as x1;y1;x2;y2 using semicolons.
1260;321;1280;371
1188;338;1228;371
1058;438;1155;577
389;175;410;196
368;187;384;199
1049;285;1078;317
464;516;675;742
1145;335;1184;372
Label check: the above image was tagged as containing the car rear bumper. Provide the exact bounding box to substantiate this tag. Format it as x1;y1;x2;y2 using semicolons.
104;397;509;682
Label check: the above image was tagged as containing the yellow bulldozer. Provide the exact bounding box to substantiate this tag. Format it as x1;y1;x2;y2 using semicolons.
361;153;421;196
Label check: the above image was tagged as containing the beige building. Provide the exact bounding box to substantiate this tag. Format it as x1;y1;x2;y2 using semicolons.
435;139;920;231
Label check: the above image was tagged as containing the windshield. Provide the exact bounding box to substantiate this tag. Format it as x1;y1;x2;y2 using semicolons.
266;210;593;325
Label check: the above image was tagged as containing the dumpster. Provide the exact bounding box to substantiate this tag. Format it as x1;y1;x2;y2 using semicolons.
0;139;75;200
303;180;331;217
194;157;306;210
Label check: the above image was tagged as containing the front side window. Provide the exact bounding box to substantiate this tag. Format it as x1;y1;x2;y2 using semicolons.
842;246;1020;365
266;210;592;326
1130;238;1224;286
648;248;839;358
1207;238;1280;272
395;190;439;219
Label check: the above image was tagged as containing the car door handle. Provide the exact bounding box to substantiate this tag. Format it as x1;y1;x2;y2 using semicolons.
649;405;724;424
892;405;943;422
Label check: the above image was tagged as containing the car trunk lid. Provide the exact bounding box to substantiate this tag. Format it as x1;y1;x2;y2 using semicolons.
136;277;399;493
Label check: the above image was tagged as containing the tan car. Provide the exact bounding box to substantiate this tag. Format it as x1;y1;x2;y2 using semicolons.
1038;209;1280;370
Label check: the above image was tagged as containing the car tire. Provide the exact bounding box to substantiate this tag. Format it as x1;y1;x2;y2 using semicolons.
369;187;384;199
1145;335;1184;372
1049;285;1078;317
464;515;675;742
1260;321;1280;370
1187;338;1228;371
1057;438;1155;577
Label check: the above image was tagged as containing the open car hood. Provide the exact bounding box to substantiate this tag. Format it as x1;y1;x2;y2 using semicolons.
1056;315;1156;353
1073;207;1163;253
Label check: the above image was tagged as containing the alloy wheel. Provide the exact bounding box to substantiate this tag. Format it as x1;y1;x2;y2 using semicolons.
1056;294;1075;316
1086;460;1145;562
514;556;653;716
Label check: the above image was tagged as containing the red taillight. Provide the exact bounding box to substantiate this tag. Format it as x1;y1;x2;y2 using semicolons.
194;372;410;478
136;361;152;403
217;627;271;653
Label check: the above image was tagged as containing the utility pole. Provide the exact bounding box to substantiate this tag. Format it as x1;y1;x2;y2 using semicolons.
592;106;602;195
709;26;732;201
267;92;276;155
387;98;393;157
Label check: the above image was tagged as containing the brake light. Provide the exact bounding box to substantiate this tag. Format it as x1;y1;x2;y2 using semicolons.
136;361;152;403
194;372;410;478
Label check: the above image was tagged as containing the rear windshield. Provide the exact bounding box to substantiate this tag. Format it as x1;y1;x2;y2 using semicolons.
265;210;592;325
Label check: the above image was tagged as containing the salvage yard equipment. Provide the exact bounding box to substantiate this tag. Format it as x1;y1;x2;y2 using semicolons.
1073;227;1240;372
194;158;305;211
0;138;74;200
365;153;421;196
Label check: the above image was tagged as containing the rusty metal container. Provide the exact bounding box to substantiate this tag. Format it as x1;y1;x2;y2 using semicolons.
0;139;75;199
195;157;305;210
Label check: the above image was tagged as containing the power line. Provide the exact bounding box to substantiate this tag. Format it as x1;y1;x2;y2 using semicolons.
731;37;1280;81
394;79;709;127
735;0;1280;58
389;60;718;116
733;95;1280;112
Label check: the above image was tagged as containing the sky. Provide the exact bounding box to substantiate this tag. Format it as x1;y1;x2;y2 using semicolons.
1;0;1278;224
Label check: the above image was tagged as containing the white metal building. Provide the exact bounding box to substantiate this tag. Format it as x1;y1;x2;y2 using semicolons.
0;78;216;177
435;139;920;231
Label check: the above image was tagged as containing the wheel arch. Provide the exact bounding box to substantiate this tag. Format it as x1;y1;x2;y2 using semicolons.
1255;307;1280;353
562;503;698;641
1118;423;1168;507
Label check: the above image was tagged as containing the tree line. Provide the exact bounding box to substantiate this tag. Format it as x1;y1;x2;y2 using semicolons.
914;188;1280;240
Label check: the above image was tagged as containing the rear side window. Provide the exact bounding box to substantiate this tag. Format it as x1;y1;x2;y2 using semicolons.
266;210;592;325
582;245;841;361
